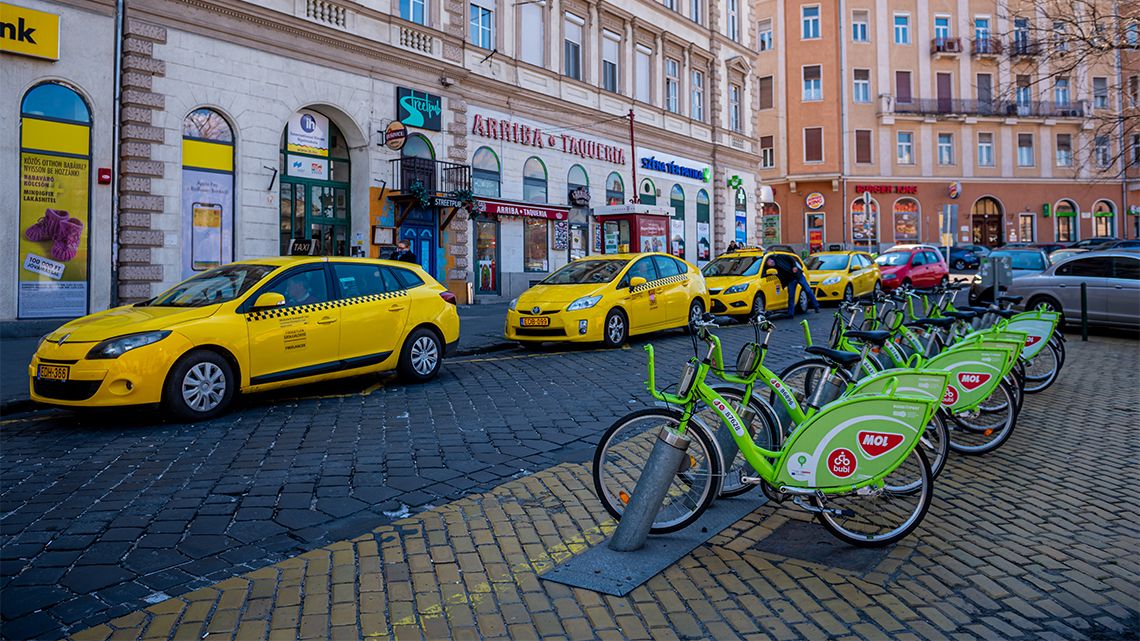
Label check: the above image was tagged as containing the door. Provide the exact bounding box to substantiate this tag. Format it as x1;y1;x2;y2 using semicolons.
977;74;993;114
923;251;944;286
400;223;436;276
652;255;690;326
854;254;875;294
1054;257;1112;321
331;262;410;367
246;266;341;383
474;217;500;295
1106;256;1140;325
621;257;661;333
936;73;952;112
280;181;350;256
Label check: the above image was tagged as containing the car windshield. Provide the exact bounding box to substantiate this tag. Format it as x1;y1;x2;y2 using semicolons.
806;254;850;271
702;255;763;276
992;251;1046;271
874;252;910;266
1049;250;1082;265
147;264;276;307
542;259;629;284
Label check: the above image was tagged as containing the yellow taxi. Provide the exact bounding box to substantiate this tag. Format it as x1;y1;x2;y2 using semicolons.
29;257;460;420
805;251;882;302
504;253;709;347
701;247;808;317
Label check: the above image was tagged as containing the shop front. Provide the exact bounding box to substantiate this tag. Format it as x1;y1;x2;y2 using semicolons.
471;197;570;299
279;108;351;256
634;148;714;264
592;205;674;255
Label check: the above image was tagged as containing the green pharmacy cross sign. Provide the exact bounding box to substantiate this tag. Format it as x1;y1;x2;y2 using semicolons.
397;87;442;131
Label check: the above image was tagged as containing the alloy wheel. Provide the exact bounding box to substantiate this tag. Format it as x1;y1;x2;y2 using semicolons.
182;362;226;413
410;335;440;375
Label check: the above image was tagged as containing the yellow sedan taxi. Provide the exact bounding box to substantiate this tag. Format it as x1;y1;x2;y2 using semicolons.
701;247;808;318
504;253;709;347
29;257;460;420
805;251;882;302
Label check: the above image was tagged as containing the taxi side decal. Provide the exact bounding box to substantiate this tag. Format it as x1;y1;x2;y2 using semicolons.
247;290;408;322
630;274;688;294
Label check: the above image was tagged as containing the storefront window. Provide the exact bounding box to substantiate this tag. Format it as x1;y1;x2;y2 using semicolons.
1018;213;1036;242
181;108;235;279
524;218;549;271
1093;200;1115;237
280;108;351;256
523;157;547;203
670;185;686;258
567;164;589;204
475;217;499;293
472;146;500;197
850;197;879;250
604;220;630;253
639;178;656;205
696;189;711;261
1055;200;1078;242
606;172;624;205
893;197;919;243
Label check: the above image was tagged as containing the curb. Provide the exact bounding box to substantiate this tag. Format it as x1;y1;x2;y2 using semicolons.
451;340;516;358
0;398;42;418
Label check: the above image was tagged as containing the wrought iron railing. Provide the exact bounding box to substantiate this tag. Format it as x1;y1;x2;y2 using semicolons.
971;37;1003;56
891;97;1086;118
389;157;471;194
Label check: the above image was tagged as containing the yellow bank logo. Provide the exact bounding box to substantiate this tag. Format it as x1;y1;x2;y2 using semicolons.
1;2;60;61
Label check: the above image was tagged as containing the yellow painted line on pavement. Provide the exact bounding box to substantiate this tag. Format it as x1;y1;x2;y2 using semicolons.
0;414;56;426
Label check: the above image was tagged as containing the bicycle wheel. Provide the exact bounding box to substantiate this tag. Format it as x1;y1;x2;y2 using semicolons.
592;408;722;534
692;387;781;498
813;446;933;547
1050;334;1066;368
947;380;1018;455
1022;341;1061;394
887;410;949;494
775;359;853;426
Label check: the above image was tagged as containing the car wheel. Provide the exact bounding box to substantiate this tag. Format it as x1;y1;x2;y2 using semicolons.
399;328;443;382
940;276;949;287
798;289;809;313
1028;295;1065;325
686;299;705;333
751;293;766;318
843;285;854;303
873;281;882;297
163;350;235;422
901;278;912;289
953;259;966;270
602;309;628;348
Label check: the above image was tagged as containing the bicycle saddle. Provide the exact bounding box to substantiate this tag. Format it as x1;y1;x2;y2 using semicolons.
943;310;977;320
997;294;1023;305
845;329;892;345
963;305;992;314
905;317;956;329
805;346;862;367
990;308;1018;319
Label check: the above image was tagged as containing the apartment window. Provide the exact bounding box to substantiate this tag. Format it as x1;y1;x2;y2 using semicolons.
977;73;993;110
803;65;822;101
853;69;870;103
804;127;823;163
974;17;989;41
1016;75;1031;107
1054;77;1070;106
934;15;950;40
1017;133;1035;167
400;0;426;25
896;132;913;164
729;83;742;132
664;58;680;113
758;75;774;109
760;135;775;168
802;6;820;39
855;129;872;164
1093;77;1108;109
852;10;868;42
1130;76;1139;106
895;70;912;103
1055;134;1072;166
1128;22;1139;45
691;70;705;120
563;14;583;80
977;132;994;167
1095;136;1111;168
635;44;652;103
1053;20;1067;52
469;2;493;49
726;0;739;41
602;31;620;93
1133;134;1140;166
519;1;544;66
937;133;954;165
894;14;910;45
690;0;701;24
758;18;773;51
663;0;674;11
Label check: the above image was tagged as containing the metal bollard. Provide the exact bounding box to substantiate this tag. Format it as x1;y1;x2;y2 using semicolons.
1080;282;1088;342
608;428;691;552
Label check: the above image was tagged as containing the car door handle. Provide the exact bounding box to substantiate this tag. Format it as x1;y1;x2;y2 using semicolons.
317;316;337;325
388;304;407;311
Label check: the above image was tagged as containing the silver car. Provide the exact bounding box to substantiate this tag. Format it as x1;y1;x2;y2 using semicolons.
1007;250;1140;329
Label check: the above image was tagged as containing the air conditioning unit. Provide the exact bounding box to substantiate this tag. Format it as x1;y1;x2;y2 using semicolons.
945;39;962;53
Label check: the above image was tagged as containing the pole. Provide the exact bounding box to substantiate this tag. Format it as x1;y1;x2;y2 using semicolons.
1080;282;1088;342
628;109;638;204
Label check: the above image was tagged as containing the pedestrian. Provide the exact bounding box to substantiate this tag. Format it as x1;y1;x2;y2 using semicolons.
726;241;739;253
393;240;417;264
765;253;821;318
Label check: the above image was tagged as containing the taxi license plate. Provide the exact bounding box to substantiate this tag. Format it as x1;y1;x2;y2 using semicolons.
521;317;550;327
37;364;69;382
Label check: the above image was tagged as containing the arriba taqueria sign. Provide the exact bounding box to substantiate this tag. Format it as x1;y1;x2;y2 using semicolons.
471;114;626;165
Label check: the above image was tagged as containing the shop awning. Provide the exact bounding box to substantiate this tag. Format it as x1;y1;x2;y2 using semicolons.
592;204;674;218
477;197;571;221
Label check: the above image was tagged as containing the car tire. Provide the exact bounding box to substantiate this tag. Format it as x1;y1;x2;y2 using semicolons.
872;281;882;297
1027;295;1065;326
399;327;443;382
797;289;809;314
901;278;912;288
953;259;966;270
602;309;628;348
750;293;767;318
163;350;236;422
685;299;705;333
843;285;854;303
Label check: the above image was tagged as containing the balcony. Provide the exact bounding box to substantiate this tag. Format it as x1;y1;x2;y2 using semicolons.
931;37;962;57
890;97;1086;119
971;37;1003;57
388;157;471;194
1009;39;1041;58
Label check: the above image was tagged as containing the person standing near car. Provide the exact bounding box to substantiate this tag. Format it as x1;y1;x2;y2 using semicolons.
766;253;821;317
393;240;418;264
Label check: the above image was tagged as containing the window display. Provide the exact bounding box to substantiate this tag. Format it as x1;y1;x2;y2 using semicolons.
524;218;549;271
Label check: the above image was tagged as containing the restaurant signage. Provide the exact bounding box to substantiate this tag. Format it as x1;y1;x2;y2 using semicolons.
397;87;442;131
854;184;918;195
471;113;626;165
477;197;570;221
805;192;825;210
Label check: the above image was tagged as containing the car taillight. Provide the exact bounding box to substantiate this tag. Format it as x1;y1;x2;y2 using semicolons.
439;291;457;305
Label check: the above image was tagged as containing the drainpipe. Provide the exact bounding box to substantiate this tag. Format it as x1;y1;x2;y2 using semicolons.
838;0;849;248
1117;0;1128;238
110;0;125;307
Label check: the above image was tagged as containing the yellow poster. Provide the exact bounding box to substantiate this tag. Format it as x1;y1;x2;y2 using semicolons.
18;151;89;318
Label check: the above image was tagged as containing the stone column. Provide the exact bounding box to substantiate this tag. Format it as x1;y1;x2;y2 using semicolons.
446;98;470;283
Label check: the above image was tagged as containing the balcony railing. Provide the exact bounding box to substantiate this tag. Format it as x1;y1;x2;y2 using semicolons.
891;97;1087;118
930;37;962;54
1009;38;1041;57
971;37;1003;56
389;157;471;194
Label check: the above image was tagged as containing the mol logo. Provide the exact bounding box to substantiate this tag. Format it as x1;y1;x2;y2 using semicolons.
957;372;992;391
857;431;904;459
942;385;959;406
1025;335;1042;347
827;448;857;478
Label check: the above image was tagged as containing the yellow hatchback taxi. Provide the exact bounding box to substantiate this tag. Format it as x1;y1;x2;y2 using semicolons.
504;253;709;347
701;248;809;318
805;251;882;302
29;257;460;420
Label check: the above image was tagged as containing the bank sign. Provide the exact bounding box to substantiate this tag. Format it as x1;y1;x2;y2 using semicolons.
639;156;710;182
397;87;442;131
1;2;61;60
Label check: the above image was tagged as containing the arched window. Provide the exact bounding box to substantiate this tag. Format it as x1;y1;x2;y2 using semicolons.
970;196;1004;246
696;189;711;260
605;172;624;205
182;108;235;277
18;82;93;318
1093;200;1115;238
892;197;919;243
523;157;547;203
1054;199;1078;242
567;164;589;205
669;185;686;258
639;178;656;205
402;134;435;159
280;108;351;255
472;146;500;197
849;196;880;249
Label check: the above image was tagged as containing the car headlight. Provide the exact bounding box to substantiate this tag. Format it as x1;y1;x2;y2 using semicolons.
724;283;749;294
882;273;897;280
508;298;518;311
821;276;841;286
86;331;171;359
567;295;603;311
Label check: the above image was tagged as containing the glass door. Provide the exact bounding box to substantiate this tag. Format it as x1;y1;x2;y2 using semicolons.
475;217;499;294
280;181;349;255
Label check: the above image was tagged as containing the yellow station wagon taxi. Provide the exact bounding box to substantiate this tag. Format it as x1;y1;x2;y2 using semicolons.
805;251;882;302
29;257;460;420
504;253;709;347
701;248;809;317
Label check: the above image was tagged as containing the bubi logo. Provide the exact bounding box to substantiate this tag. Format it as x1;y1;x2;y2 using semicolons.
957;372;992;391
1025;335;1042;347
827;448;857;478
942;385;959;406
857;431;904;459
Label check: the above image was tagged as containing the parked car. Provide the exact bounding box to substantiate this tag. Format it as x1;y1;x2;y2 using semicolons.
873;245;950;290
29;258;461;419
1030;242;1070;254
969;248;1050;304
1103;239;1140;250
1002;242;1032;248
938;245;981;270
702;248;808;316
1048;248;1089;265
804;251;881;302
1070;237;1119;250
958;244;991;258
1007;251;1139;329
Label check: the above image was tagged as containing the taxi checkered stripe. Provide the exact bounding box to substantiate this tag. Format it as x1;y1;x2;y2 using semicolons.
630;273;689;294
246;290;408;322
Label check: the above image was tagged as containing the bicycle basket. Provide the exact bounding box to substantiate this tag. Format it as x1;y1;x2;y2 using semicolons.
677;360;699;398
881;309;904;331
736;343;761;377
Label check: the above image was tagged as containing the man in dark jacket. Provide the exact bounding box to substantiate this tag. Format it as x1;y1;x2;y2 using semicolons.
766;253;821;317
393;241;418;264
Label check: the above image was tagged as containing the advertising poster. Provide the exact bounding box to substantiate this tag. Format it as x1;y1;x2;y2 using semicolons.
670;218;685;258
286;154;329;180
639;218;668;253
181;169;234;278
696;221;711;261
287;109;330;156
735;212;747;244
851;200;879;248
18;152;89;318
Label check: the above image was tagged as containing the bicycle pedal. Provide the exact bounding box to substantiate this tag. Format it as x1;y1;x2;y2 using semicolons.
739;475;764;485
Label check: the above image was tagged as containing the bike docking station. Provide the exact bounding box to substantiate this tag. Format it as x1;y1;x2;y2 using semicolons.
541;421;766;597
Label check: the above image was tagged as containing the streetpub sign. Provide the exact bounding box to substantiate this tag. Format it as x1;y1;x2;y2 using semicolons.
470;114;626;165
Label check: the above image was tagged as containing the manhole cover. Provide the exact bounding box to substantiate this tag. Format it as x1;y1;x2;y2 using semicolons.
751;519;891;573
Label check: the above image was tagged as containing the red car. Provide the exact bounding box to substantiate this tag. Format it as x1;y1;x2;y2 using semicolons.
873;244;950;290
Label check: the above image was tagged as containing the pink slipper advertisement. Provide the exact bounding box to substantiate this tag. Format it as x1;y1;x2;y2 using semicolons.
18;152;89;318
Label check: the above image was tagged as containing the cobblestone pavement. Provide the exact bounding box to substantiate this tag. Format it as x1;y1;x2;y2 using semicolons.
0;312;832;639
54;334;1140;641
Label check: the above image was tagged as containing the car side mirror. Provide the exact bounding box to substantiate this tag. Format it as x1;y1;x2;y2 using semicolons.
252;292;286;310
629;276;648;289
763;269;777;277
